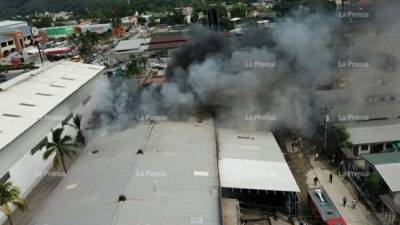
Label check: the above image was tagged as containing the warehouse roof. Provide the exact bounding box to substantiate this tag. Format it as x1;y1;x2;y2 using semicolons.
363;152;400;165
364;152;400;192
346;119;400;145
0;20;31;36
0;61;104;176
114;38;150;53
0;34;12;43
29;119;221;225
217;128;300;192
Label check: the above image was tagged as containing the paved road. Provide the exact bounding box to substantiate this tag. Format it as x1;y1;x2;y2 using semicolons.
306;159;379;225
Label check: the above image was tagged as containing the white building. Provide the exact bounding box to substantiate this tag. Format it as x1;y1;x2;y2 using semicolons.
0;61;104;224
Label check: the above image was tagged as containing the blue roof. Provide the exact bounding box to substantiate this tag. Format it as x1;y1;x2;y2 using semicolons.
0;34;11;43
0;24;31;37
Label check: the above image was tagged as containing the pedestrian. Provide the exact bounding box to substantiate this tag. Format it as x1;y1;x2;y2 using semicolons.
329;173;333;183
314;176;319;186
343;197;347;207
351;199;357;209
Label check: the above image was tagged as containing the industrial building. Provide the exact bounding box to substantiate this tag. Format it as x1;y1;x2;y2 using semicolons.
217;128;300;219
18;115;302;225
363;152;400;225
39;26;76;39
76;23;112;34
113;38;150;60
0;61;104;224
0;20;33;58
27;119;221;225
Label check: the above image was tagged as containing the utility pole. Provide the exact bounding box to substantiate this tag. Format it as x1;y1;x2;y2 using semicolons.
321;105;331;152
28;22;44;63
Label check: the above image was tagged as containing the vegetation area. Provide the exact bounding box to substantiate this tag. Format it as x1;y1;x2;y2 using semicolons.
125;54;148;78
313;124;352;158
0;182;26;225
42;127;77;173
1;0;336;19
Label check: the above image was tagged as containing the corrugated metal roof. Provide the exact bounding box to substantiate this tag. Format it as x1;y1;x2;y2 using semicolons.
363;152;400;192
346;119;400;145
375;164;400;192
28;119;221;225
0;34;11;43
217;128;300;192
114;38;149;52
363;152;400;165
0;21;31;36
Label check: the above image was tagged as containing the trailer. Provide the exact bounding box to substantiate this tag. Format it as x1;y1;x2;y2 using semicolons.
307;188;347;225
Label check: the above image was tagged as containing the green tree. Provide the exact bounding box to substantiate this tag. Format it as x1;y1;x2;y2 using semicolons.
64;114;86;146
78;31;100;57
0;182;26;225
31;16;53;28
42;128;77;173
364;172;383;196
230;3;248;18
317;124;352;157
126;54;147;77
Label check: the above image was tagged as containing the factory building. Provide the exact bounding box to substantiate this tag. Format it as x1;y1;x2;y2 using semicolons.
363;152;400;225
217;128;300;220
27;119;221;225
0;61;104;224
0;20;34;58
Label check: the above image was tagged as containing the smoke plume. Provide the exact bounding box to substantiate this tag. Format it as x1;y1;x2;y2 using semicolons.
88;12;340;134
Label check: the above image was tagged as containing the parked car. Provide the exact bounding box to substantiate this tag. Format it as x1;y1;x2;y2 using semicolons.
0;74;7;82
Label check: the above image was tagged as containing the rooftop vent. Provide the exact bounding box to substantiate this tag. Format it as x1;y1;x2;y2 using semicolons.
3;113;21;118
19;103;36;107
50;84;66;88
237;136;255;140
36;92;52;96
61;77;75;81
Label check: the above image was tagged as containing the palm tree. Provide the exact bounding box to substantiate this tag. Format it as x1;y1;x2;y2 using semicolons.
64;113;86;146
0;182;26;225
43;128;77;173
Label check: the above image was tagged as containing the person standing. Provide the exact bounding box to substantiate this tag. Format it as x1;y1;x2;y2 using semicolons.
314;176;319;186
329;173;333;183
351;199;357;209
343;197;347;207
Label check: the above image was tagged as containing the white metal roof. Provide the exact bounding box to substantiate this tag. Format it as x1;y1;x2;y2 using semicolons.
0;20;27;27
114;38;150;53
375;163;400;192
346;119;400;145
0;61;104;175
217;128;300;192
29;119;220;225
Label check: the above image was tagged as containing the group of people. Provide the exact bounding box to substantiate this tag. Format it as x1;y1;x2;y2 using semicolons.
342;196;358;209
314;173;358;210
